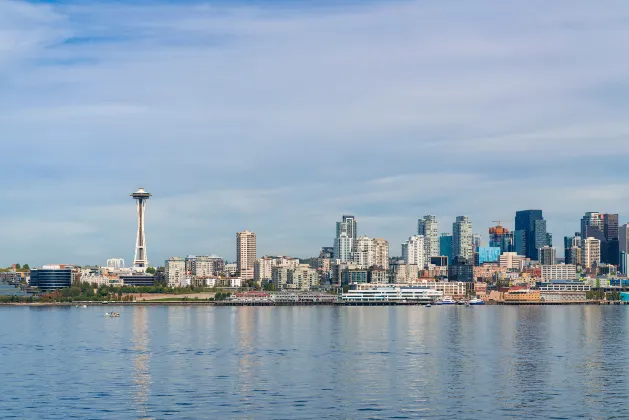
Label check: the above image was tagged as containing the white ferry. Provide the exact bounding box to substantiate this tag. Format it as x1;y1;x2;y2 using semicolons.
439;296;457;305
341;286;442;303
468;298;486;305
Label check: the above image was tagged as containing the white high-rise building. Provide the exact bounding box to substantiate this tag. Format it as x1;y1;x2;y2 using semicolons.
353;236;376;269
499;252;526;271
237;230;257;280
453;216;473;260
402;235;426;268
335;232;353;263
194;256;213;277
418;215;439;260
165;257;185;288
583;237;601;269
334;215;357;261
373;238;390;269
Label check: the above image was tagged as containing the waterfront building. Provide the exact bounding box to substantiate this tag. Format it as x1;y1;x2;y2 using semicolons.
351;281;469;298
334;215;357;261
193;256;215;277
583;237;601;269
30;265;75;291
503;288;541;302
401;235;426;268
453;216;473;260
341;286;442;303
539;246;556;265
290;265;319;291
499;252;526;271
373;238;390;269
237;230;257;280
131;188;151;272
271;266;290;290
417;215;439;260
165;257;185;288
515;209;551;261
478;247;501;265
353;236;376;269
541;263;577;281
448;256;474;282
439;233;453;264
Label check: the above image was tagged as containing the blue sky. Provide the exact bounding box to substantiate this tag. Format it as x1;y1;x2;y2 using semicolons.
2;0;629;266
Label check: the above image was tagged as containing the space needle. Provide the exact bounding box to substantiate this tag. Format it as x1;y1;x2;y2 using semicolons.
131;187;151;272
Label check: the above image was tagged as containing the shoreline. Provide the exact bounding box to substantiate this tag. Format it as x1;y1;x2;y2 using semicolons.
0;300;624;307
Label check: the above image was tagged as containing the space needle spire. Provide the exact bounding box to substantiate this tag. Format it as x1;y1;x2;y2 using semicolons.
131;187;151;272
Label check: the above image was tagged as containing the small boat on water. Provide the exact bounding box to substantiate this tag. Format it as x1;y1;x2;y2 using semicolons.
425;303;432;308
468;298;486;305
440;296;457;305
81;305;88;308
456;299;467;305
104;312;120;317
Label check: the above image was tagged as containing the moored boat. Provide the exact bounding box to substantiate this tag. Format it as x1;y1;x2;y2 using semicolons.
468;298;486;305
439;296;456;305
104;312;120;317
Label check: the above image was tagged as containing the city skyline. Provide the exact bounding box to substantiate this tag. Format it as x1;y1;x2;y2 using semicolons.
2;1;629;265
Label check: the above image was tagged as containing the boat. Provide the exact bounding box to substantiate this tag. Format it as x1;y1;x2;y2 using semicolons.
104;312;120;317
456;299;467;305
81;305;88;308
468;298;486;305
425;303;432;308
440;296;457;305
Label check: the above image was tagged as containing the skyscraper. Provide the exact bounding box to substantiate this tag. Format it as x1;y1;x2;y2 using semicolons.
439;233;453;264
334;215;357;261
515;210;550;261
417;215;439;260
452;216;473;260
237;230;257;280
619;224;629;274
489;223;514;253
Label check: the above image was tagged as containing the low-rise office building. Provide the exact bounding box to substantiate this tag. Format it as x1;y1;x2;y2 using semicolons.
30;265;75;291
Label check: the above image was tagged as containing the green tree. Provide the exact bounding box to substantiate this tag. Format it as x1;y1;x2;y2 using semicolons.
14;264;21;270
145;267;156;274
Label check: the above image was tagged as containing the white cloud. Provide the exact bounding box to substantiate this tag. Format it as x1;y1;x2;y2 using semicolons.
1;0;629;265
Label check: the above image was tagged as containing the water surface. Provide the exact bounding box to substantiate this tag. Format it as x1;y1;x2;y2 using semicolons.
0;305;627;419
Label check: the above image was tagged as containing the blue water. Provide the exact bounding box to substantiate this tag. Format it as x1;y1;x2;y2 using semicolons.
1;305;628;419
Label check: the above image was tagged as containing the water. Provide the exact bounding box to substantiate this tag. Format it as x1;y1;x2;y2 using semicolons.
1;305;628;419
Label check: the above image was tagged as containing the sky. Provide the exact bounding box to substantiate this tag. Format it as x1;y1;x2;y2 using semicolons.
2;0;629;267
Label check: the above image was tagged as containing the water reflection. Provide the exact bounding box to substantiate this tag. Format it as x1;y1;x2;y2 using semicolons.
132;306;151;419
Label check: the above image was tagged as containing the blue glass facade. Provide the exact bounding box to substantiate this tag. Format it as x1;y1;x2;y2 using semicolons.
30;268;73;291
478;247;501;264
120;275;156;287
439;234;453;264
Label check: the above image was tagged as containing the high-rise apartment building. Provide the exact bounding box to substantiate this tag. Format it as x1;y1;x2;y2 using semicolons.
373;238;390;269
619;224;629;273
334;215;357;262
568;246;582;267
539;246;556;265
515;210;550;261
582;237;601;269
541;264;577;281
353;236;375;269
236;230;256;280
402;235;426;268
165;257;185;288
418;215;439;260
564;235;582;264
453;216;473;260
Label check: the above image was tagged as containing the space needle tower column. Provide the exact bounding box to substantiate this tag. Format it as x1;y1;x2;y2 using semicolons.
131;187;151;272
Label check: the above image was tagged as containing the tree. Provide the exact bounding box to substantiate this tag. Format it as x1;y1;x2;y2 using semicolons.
145;267;156;274
14;264;21;270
